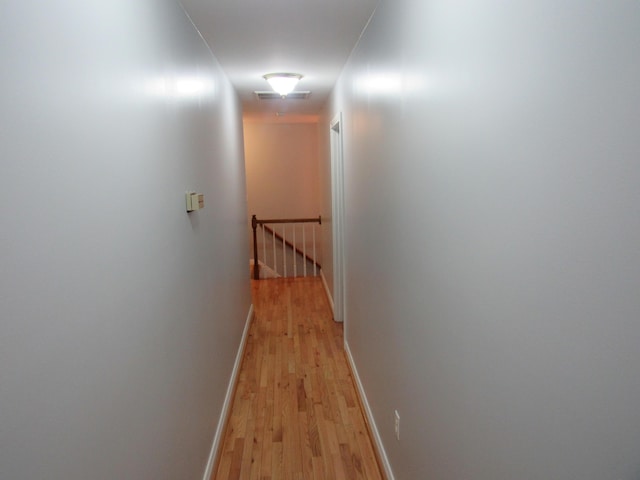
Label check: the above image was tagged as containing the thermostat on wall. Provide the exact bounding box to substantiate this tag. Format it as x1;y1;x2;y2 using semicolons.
186;192;204;212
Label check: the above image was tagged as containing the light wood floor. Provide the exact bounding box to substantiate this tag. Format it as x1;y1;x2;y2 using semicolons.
213;277;384;480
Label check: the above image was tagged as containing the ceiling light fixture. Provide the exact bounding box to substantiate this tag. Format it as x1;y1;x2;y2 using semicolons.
263;73;303;97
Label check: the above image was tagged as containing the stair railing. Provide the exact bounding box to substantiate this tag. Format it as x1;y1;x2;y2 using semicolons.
251;215;322;280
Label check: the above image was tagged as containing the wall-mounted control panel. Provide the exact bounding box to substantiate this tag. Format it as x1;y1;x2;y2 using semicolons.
186;191;204;212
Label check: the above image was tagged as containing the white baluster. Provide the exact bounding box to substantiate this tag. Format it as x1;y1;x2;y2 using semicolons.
272;226;276;275
302;225;307;277
312;223;317;276
293;225;297;277
283;224;287;277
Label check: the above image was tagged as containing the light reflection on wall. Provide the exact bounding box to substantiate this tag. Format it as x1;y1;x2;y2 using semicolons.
144;75;215;99
357;72;429;98
357;72;403;97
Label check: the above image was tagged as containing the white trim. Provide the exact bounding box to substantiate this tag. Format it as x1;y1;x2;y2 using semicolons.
320;269;335;318
344;341;395;480
330;112;346;323
202;304;254;480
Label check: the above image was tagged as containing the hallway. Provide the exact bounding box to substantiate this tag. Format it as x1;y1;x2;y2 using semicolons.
3;2;640;479
213;278;383;480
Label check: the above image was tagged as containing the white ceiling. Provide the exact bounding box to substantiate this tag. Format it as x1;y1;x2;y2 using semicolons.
180;0;379;118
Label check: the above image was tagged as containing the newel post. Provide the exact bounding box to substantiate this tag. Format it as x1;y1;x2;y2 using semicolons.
252;215;259;280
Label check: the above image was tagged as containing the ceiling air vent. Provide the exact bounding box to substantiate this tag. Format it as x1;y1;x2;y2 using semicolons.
254;91;311;100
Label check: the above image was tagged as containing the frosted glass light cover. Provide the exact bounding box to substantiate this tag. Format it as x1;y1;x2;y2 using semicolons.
263;73;302;96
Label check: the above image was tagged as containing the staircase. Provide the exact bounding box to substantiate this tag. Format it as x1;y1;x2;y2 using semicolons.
251;215;322;279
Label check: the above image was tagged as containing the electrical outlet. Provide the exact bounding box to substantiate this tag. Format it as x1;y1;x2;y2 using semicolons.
394;410;400;441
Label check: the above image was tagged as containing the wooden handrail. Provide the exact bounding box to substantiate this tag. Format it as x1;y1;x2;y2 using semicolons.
255;216;321;225
251;215;322;280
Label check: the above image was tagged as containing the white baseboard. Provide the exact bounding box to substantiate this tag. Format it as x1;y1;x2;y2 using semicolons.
320;269;335;317
202;304;254;480
344;341;395;480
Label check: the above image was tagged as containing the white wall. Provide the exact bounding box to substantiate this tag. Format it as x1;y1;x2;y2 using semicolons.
244;120;320;219
0;2;251;479
328;1;640;478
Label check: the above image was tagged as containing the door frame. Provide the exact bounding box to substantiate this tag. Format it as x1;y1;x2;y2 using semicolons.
330;113;346;324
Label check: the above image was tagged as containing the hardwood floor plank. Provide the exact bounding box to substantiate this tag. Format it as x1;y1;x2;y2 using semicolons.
239;414;256;478
216;449;233;480
297;411;314;479
212;277;384;480
229;438;244;480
